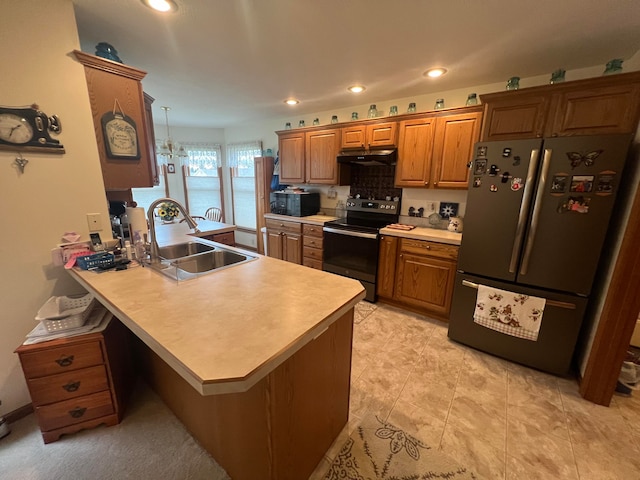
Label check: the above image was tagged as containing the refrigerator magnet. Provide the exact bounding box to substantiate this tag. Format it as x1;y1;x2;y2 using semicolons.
502;147;512;157
511;177;523;191
557;195;591;214
566;149;603;169
477;146;488;158
474;159;487;175
570;175;594;193
550;174;568;195
595;171;616;196
489;164;500;176
490;184;498;192
473;176;482;188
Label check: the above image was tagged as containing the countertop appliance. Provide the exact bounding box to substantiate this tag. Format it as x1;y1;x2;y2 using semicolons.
448;134;632;375
270;191;320;217
323;198;400;302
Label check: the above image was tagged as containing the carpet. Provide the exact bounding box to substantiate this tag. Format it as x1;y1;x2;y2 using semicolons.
324;415;478;480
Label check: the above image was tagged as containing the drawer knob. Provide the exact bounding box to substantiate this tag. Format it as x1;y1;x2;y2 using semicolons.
62;381;81;392
55;355;75;367
68;407;87;419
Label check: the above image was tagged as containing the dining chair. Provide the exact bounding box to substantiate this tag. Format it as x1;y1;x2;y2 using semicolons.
205;207;222;222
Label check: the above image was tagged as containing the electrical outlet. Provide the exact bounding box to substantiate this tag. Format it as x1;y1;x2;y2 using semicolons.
86;213;102;231
426;202;436;212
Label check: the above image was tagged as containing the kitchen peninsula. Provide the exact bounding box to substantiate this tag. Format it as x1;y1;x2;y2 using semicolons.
68;231;365;480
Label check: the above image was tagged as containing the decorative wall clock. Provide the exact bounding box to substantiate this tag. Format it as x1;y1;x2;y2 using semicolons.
0;104;64;153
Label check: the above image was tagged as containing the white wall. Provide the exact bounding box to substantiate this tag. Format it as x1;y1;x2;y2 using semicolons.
1;1;111;413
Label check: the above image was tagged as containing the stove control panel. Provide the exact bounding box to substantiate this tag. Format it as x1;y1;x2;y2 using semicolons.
346;199;400;214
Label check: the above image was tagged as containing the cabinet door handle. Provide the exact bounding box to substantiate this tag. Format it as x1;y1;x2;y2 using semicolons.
434;182;438;186
55;355;75;367
399;254;403;258
62;381;81;392
68;407;87;419
424;181;429;185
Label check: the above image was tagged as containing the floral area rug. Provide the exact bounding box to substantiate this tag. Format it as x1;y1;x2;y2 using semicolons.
324;416;478;480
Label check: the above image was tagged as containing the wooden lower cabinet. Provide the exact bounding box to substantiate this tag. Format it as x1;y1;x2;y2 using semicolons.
377;237;459;320
377;235;398;298
136;309;354;480
302;223;324;270
15;310;133;443
199;231;235;246
266;218;302;264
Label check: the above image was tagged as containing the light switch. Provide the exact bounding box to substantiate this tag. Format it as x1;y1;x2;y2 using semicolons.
87;213;102;231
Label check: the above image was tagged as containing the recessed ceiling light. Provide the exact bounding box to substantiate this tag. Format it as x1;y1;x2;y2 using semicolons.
284;99;299;105
348;85;366;93
141;0;178;13
424;68;447;78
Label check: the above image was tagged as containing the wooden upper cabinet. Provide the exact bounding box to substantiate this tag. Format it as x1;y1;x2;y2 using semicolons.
367;122;398;148
341;125;366;149
143;92;159;186
73;50;155;191
431;111;482;189
395;117;436;187
480;92;549;141
341;121;398;149
305;129;341;184
278;131;305;184
481;71;640;141
547;82;640;137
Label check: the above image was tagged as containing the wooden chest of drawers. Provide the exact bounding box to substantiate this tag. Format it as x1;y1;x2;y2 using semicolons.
15;309;133;443
302;223;324;270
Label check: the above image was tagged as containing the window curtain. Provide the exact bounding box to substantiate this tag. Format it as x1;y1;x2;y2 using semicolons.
228;141;262;230
183;143;222;176
183;143;223;217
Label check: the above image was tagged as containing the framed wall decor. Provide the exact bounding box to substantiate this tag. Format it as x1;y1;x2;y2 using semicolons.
101;99;140;160
167;163;176;174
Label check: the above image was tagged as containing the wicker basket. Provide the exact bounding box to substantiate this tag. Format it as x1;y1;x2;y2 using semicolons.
35;294;96;332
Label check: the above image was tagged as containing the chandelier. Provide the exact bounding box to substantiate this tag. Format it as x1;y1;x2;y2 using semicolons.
157;106;188;160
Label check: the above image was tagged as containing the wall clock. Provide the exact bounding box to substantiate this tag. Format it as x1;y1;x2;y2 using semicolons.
0;104;64;153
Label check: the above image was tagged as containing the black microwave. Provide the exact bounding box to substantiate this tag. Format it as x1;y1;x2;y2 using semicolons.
270;192;320;217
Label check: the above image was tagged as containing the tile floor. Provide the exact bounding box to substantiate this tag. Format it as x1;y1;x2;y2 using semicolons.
310;302;640;480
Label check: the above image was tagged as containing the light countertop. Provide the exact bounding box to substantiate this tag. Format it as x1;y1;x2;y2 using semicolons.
68;235;365;396
379;226;462;245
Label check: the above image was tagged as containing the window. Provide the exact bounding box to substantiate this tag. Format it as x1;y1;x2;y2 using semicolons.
183;144;223;217
228;141;262;230
132;160;167;214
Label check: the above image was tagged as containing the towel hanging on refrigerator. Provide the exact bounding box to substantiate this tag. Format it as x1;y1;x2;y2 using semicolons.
473;285;546;341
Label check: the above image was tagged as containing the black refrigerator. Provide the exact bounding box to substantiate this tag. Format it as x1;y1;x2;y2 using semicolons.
448;134;632;375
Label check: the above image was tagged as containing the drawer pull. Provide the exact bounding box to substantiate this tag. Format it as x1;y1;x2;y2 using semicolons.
55;355;75;367
62;381;81;392
68;407;87;418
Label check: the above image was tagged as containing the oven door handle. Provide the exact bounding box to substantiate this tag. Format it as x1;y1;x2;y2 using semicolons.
323;227;378;240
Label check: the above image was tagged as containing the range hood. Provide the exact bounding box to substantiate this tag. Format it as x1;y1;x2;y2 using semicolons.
337;149;397;166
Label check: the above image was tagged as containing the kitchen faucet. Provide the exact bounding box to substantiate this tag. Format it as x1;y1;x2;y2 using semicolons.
146;198;200;262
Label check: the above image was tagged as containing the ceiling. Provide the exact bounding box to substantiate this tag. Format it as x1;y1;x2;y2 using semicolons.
71;0;640;129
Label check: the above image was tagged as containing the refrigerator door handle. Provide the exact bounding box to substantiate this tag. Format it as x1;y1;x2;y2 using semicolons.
461;279;576;310
520;148;553;276
509;148;541;273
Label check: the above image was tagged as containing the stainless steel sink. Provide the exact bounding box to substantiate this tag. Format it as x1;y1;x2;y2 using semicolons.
149;240;256;280
158;241;215;259
170;249;247;273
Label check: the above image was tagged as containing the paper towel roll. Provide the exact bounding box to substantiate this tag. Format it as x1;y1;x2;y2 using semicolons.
126;207;148;239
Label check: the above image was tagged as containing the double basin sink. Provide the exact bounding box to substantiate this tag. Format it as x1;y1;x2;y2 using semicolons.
150;239;256;281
